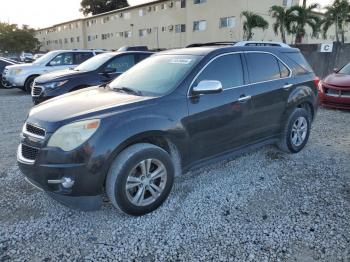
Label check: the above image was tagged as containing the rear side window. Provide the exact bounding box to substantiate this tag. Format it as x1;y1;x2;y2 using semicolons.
284;52;313;75
195;54;244;89
74;52;93;64
246;53;284;83
137;53;152;63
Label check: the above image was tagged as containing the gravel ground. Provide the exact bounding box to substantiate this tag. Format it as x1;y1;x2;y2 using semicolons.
0;88;349;262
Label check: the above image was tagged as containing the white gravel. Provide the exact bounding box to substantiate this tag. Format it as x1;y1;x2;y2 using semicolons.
0;88;349;261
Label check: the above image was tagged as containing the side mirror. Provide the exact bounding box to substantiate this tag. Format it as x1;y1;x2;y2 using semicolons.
333;68;339;73
192;80;223;95
104;67;117;75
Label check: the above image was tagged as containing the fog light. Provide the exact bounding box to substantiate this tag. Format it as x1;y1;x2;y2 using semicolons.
47;177;75;189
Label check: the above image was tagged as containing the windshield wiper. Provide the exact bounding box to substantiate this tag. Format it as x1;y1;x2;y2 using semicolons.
112;86;142;96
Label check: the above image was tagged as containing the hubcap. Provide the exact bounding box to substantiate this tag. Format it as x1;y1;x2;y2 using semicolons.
125;159;167;207
291;116;308;147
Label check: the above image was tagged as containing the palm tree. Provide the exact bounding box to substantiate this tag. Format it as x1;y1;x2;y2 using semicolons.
321;0;350;43
241;11;269;41
269;5;288;43
286;4;321;44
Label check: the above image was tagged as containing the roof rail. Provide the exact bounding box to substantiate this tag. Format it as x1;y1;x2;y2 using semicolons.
186;41;291;48
234;41;291;48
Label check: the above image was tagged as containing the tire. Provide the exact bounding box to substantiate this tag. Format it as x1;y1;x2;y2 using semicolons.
278;108;311;153
106;143;175;216
24;76;37;93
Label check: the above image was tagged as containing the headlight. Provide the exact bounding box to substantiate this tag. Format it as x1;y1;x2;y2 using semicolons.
47;119;100;151
11;69;23;75
43;80;68;90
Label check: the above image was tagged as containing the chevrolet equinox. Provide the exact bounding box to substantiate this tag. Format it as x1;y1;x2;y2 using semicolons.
18;43;319;216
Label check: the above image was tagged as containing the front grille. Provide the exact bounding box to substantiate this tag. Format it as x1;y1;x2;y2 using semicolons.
341;90;350;98
26;123;46;137
32;85;43;97
21;144;39;161
325;87;339;96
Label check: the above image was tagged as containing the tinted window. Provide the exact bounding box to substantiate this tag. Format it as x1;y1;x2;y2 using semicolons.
0;61;6;71
195;54;244;89
284;52;313;74
49;53;74;66
106;54;135;73
74;52;93;64
246;53;281;83
278;61;290;78
137;53;152;63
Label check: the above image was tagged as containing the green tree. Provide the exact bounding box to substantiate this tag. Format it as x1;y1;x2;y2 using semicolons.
286;4;320;44
0;23;40;54
321;0;350;43
80;0;129;16
269;5;289;43
241;11;269;41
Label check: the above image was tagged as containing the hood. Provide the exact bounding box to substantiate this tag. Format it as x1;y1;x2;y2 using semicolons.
28;87;151;132
35;69;87;83
6;63;39;71
324;73;350;88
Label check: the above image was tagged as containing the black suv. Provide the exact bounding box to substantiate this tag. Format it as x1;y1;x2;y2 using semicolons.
18;42;319;216
32;51;153;104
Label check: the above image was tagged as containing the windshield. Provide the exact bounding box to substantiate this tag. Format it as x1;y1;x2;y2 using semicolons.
74;53;114;71
109;54;201;96
339;63;350;75
33;51;59;65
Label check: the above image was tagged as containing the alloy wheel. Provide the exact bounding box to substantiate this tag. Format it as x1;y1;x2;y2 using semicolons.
291;116;308;147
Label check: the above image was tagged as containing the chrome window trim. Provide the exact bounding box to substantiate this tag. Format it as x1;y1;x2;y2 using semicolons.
187;51;292;97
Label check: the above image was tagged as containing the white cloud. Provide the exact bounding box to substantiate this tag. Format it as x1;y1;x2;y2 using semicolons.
127;0;157;6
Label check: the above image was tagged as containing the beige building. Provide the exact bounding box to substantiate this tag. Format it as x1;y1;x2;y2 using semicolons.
36;0;339;52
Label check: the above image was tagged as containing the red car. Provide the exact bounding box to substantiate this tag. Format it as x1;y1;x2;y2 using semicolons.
318;63;350;110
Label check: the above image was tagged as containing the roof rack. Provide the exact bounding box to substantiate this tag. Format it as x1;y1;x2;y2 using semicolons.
186;41;291;48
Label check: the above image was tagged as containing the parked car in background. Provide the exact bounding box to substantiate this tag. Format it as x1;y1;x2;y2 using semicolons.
2;49;104;92
0;57;19;88
318;63;350;110
20;52;34;63
32;51;154;104
33;54;45;61
18;42;319;216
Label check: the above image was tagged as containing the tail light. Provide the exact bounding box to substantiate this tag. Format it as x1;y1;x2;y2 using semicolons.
314;77;323;93
314;76;320;87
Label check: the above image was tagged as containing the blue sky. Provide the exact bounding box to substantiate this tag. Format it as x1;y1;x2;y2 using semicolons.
0;0;333;29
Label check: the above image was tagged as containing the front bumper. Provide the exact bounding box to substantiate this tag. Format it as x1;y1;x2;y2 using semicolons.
319;84;350;110
17;138;105;211
2;73;26;87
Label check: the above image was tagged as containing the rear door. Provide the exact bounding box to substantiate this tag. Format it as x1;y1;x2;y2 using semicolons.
186;53;255;162
73;52;94;65
244;52;292;140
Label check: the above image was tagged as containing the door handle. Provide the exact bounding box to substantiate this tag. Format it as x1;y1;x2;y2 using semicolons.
238;95;252;103
283;84;293;89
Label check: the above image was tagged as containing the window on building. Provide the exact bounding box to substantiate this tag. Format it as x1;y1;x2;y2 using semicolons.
161;26;167;32
194;0;206;4
181;0;186;8
194;54;244;89
283;0;292;7
77;36;80;42
139;29;148;37
124;31;132;38
193;20;207;31
70;37;74;43
64;38;68;44
245;53;284;83
220;17;235;28
102;16;110;24
124;12;131;19
59;39;62;44
160;3;166;9
139;9;146;16
88;35;92;42
175;24;186;33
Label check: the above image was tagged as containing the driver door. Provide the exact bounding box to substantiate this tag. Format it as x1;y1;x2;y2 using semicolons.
185;53;255;162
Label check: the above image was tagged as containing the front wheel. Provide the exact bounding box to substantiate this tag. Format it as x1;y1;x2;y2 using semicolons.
106;143;174;216
24;76;37;93
278;108;311;153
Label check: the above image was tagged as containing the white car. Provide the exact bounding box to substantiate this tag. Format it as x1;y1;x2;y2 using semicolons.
2;50;104;92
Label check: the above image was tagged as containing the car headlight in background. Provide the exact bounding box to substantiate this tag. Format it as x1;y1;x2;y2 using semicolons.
43;80;68;90
47;119;100;151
